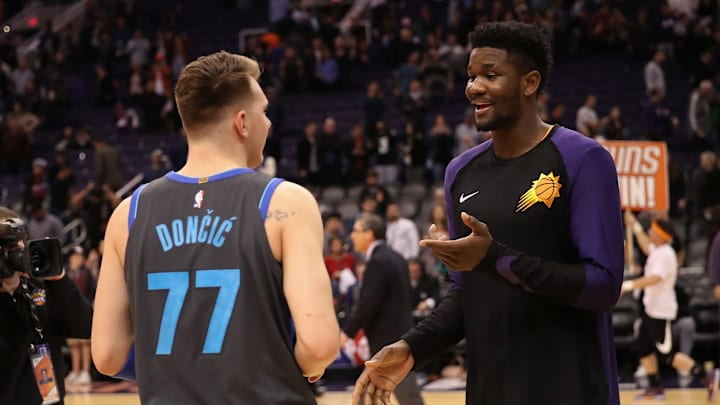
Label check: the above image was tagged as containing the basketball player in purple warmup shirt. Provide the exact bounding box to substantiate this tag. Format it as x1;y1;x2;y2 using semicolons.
352;21;624;405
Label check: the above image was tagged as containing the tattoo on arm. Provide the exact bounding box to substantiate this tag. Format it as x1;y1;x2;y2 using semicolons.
266;209;295;221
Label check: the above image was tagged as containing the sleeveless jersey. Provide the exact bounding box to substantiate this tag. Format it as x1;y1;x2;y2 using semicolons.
124;168;315;405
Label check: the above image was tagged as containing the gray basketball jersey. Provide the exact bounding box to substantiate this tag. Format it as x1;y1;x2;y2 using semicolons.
125;168;315;404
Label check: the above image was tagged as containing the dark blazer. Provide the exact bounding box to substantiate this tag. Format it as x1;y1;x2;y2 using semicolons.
343;242;415;354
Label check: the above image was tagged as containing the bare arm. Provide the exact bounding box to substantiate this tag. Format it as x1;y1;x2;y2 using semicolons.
91;197;134;376
270;182;340;378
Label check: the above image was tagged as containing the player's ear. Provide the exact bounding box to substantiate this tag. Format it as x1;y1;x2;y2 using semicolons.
233;109;248;140
522;70;541;97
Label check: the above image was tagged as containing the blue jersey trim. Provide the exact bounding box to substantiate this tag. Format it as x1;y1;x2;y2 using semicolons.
128;184;148;231
165;168;254;184
113;344;136;381
258;178;284;219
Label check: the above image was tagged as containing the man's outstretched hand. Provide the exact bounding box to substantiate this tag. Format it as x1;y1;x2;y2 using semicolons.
352;340;415;405
420;212;492;271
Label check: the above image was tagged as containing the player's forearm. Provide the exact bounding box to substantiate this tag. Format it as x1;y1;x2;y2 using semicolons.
294;339;337;377
477;241;622;312
402;287;464;367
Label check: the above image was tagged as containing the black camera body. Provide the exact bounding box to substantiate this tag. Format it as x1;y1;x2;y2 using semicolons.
0;219;64;279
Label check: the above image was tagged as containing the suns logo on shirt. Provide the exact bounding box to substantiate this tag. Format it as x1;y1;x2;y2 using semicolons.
31;289;47;306
516;172;562;212
193;190;205;208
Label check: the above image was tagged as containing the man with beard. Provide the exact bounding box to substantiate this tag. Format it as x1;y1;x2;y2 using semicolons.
352;22;625;405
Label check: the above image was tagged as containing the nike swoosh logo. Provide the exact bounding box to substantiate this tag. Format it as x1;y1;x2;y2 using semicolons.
655;321;673;354
459;191;480;204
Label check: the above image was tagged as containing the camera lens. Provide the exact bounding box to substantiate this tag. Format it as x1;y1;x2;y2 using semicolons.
30;245;48;276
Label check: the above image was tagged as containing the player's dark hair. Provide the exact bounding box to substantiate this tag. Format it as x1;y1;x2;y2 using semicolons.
469;21;553;93
653;219;676;240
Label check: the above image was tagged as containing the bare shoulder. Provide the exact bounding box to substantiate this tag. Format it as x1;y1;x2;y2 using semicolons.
264;181;319;222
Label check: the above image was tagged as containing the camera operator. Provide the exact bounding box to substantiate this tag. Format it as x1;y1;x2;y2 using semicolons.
0;206;93;405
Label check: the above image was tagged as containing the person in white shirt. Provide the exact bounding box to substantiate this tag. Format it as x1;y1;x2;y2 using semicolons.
622;215;717;400
644;50;666;97
385;202;420;260
575;94;598;137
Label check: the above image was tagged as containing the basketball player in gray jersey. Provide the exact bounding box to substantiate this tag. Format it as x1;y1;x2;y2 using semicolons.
91;51;340;404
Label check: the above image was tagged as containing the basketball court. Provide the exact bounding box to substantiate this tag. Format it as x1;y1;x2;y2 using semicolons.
65;389;714;404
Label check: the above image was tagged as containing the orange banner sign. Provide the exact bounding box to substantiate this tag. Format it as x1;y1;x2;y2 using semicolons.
600;140;669;211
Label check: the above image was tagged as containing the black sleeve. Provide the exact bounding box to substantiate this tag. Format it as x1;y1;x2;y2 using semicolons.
343;261;387;337
401;287;464;367
44;275;93;339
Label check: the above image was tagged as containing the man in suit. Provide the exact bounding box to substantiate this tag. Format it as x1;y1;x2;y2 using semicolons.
342;213;424;405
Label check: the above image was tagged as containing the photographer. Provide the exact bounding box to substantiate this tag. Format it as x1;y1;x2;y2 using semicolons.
0;207;93;405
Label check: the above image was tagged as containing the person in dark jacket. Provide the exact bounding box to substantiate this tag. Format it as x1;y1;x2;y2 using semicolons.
0;206;93;405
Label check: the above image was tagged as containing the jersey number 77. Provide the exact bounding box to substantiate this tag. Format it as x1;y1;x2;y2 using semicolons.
147;269;241;355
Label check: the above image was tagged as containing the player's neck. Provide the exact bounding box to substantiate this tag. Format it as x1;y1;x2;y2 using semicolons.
492;114;551;159
179;142;249;177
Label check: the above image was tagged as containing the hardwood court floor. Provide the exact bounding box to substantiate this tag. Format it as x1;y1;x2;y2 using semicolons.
65;389;716;404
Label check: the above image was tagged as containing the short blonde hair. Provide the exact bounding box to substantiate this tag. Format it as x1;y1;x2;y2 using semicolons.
174;51;261;131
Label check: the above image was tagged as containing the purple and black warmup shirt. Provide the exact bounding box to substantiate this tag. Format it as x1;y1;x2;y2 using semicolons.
403;126;624;405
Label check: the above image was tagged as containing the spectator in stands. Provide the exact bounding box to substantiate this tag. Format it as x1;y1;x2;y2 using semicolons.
324;234;356;279
428;114;454;184
690;50;715;88
363;80;384;138
396;51;421;98
48;149;75;217
11;60;34;96
688;80;715;148
93;137;123;191
402;121;427;185
400;79;428;131
386;202;420;260
27;202;64;241
408;258;439;317
70;182;119;250
0;114;32;175
114;101;140;131
691;151;720;220
644;51;666;97
323;212;348;255
22;158;49;213
373;120;400;185
347;123;371;185
359;169;391;216
314;45;339;91
576;94;599;137
68;127;93;150
142;149;170;182
420;48;453;103
547;102;566;127
318;116;345;186
599;106;627;140
278;46;305;93
297;121;320;186
65;246;95;385
455;108;481;156
638;88;678;140
95;65;116;106
126;29;151;67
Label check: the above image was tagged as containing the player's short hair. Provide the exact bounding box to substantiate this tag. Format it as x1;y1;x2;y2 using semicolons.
174;51;261;131
357;213;386;241
469;21;553;93
652;219;676;240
